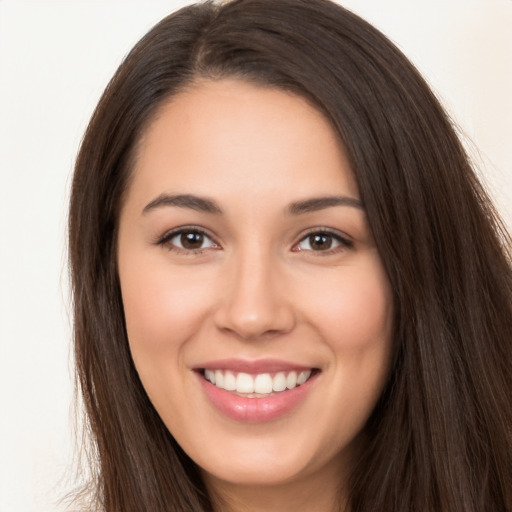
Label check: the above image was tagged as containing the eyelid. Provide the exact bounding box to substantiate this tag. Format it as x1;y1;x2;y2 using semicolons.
154;225;353;255
155;225;221;252
292;227;354;253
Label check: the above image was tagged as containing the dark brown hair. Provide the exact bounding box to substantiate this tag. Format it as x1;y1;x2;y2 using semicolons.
69;1;512;510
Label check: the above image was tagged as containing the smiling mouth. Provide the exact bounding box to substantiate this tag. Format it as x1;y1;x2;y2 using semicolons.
201;369;318;397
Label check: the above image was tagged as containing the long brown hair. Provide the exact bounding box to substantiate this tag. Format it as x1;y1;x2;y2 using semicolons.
68;1;512;510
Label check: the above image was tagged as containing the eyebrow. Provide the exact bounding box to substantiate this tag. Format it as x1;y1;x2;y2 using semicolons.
143;194;223;215
287;195;364;215
142;193;364;216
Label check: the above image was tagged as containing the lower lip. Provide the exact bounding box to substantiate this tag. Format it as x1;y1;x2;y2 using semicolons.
197;372;317;423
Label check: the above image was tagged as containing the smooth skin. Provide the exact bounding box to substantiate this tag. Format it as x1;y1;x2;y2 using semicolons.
117;79;394;511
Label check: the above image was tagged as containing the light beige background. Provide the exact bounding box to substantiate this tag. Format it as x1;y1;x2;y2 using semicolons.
0;1;510;510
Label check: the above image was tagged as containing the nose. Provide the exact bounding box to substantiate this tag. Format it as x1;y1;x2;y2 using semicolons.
213;250;296;340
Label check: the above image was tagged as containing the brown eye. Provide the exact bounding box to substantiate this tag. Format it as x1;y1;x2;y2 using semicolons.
296;231;350;252
162;229;218;252
308;234;333;250
180;231;205;250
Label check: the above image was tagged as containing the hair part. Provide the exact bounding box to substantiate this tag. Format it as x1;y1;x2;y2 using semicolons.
69;1;512;510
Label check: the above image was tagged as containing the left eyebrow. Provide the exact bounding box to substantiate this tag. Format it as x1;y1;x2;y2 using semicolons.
286;195;364;215
142;193;223;215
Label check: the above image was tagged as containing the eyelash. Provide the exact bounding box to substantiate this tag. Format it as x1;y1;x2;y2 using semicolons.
155;226;353;255
156;226;219;255
292;228;353;255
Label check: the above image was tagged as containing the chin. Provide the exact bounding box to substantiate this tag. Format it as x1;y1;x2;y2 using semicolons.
192;430;350;490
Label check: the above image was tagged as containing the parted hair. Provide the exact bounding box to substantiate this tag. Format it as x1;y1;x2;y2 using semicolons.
68;1;512;510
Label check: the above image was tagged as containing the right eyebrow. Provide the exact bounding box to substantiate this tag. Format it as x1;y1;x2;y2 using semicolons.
142;193;223;215
286;195;364;215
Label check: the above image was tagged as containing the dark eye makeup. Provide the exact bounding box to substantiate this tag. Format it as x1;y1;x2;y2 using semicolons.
155;226;220;254
291;228;353;254
155;226;353;255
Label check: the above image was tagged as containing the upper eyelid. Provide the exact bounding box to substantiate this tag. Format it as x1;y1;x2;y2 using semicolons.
296;227;353;243
292;229;354;255
156;225;218;245
155;225;352;248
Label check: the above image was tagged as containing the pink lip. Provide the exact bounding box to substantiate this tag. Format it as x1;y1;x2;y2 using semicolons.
195;360;319;423
197;358;313;374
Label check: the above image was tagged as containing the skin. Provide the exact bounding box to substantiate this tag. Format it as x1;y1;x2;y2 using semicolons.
117;79;394;511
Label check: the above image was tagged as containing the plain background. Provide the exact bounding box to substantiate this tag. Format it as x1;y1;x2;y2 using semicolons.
0;1;511;510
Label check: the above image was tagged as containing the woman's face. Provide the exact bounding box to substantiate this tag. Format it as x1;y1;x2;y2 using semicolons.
117;79;393;489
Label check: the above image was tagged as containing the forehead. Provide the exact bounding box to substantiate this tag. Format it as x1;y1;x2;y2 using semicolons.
127;79;359;210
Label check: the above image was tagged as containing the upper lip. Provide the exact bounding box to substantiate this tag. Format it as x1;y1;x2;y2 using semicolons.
195;358;316;374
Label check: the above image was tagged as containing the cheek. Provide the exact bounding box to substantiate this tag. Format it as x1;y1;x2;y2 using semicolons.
303;261;393;352
119;258;213;360
301;260;393;436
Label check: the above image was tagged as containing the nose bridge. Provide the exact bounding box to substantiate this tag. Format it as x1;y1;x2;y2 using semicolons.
214;242;295;339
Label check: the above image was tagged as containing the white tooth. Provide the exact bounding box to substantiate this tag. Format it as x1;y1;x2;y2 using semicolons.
223;371;236;391
297;370;311;385
215;370;224;388
204;369;215;384
286;371;297;389
272;372;287;392
254;373;273;394
236;372;255;393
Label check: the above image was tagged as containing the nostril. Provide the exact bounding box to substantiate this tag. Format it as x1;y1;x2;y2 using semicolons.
213;305;296;341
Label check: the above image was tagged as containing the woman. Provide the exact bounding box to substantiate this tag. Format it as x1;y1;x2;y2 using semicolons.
68;0;512;510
